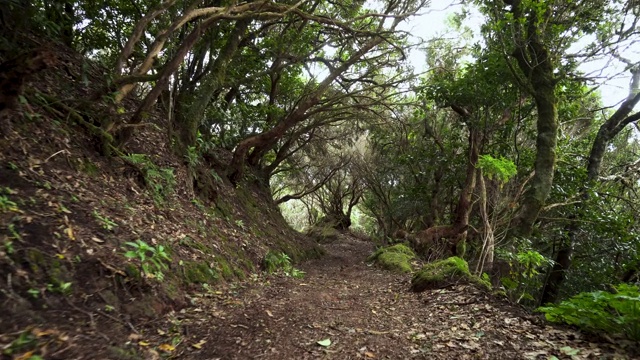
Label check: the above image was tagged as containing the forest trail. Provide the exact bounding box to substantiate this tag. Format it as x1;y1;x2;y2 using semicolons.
161;235;632;360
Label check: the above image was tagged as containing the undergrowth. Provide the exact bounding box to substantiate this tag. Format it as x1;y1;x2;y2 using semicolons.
538;283;640;341
263;251;305;278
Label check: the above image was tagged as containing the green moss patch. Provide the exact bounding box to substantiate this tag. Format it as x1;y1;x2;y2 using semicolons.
410;256;490;292
368;244;416;273
182;261;219;284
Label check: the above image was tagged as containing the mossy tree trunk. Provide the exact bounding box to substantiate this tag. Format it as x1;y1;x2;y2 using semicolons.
173;19;250;154
504;0;559;240
508;77;557;238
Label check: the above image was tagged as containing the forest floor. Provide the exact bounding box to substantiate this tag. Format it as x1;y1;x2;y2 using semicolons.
154;234;638;360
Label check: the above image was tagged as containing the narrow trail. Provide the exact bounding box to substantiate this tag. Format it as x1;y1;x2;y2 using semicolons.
169;235;634;359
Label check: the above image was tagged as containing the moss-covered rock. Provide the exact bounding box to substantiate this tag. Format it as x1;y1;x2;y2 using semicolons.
410;256;491;292
367;243;415;261
368;244;416;273
307;224;340;243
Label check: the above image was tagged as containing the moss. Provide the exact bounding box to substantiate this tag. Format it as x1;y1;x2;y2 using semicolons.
26;249;45;273
107;346;143;360
178;236;210;254
78;159;99;176
242;259;255;272
368;244;416;273
367;243;415;262
216;257;235;281
233;267;246;280
455;240;467;258
24;249;73;289
214;199;232;218
124;264;141;280
182;261;218;284
411;256;491;292
47;259;72;288
302;244;326;260
164;281;181;301
377;252;413;273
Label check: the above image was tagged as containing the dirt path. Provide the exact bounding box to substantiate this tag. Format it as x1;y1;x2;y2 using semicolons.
163;235;635;359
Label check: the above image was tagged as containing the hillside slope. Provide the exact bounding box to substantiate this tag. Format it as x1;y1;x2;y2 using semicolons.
0;44;322;359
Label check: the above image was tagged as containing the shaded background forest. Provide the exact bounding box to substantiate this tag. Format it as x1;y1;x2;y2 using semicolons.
1;0;640;310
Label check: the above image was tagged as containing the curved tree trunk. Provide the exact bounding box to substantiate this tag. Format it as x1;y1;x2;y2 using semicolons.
115;17;219;147
228;36;385;183
504;0;560;239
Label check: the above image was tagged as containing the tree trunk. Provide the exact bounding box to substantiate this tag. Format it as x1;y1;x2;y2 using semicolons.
414;127;479;256
509;79;558;238
115;17;218;147
173;19;249;152
475;169;495;275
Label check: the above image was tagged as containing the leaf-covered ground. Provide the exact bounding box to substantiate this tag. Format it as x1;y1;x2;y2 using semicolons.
148;235;638;360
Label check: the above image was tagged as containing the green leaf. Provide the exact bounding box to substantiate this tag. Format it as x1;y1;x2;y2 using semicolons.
560;346;579;356
124;251;137;258
316;338;331;347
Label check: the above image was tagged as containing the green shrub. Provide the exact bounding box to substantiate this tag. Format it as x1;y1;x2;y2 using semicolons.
497;246;552;304
538;284;640;341
263;251;305;278
121;154;175;204
123;240;171;281
477;154;517;183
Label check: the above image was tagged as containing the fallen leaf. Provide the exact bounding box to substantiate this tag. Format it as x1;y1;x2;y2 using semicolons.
317;338;331;347
64;226;75;240
128;333;142;341
560;346;579;356
364;351;376;358
34;328;58;337
192;340;207;349
14;351;34;360
139;341;151;346
158;343;175;352
266;310;273;317
91;237;105;243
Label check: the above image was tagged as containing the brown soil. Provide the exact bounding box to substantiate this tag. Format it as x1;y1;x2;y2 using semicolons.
144;234;637;360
